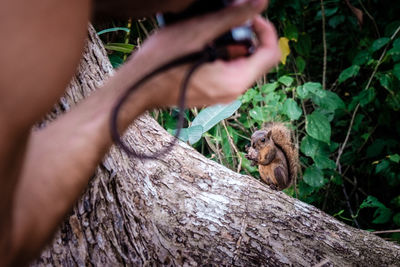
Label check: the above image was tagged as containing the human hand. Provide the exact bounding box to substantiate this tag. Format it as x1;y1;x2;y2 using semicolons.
125;0;280;109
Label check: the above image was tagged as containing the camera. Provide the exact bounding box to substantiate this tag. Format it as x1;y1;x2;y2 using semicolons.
156;0;255;60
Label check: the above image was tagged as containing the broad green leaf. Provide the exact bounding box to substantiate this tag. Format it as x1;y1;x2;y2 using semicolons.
296;56;306;72
394;63;400;80
284;23;298;41
306;111;331;144
187;125;204;145
360;196;385;209
393;213;400;227
352;50;371;65
191;100;241;132
97;27;130;35
387;46;400;57
283;99;302;120
261;82;279;93
392;196;400;208
394;38;400;49
109;54;123;68
375;160;390;174
360;196;392;224
174;125;203;144
328;15;345;28
313;154;336;170
357;87;376;107
313;91;345;111
296;85;309;99
372;207;392;224
278;75;294;87
303;166;325;188
104;43;135;53
370;37;390;52
304;82;323;94
241;88;257;104
338;65;360;83
379;74;392;90
249;106;266;122
294;33;312;57
388;154;400;163
300;135;321;158
316;7;338;18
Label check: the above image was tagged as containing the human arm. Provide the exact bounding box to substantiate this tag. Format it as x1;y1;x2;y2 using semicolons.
1;0;280;265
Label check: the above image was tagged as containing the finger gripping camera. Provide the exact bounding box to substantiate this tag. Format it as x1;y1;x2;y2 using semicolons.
157;0;255;60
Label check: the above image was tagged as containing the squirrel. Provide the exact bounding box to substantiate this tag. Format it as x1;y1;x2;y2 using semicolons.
245;122;299;191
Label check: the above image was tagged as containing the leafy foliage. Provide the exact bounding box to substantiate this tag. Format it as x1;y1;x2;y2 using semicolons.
96;0;400;242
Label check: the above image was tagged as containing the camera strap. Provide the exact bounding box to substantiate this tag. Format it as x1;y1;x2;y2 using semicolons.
110;45;221;160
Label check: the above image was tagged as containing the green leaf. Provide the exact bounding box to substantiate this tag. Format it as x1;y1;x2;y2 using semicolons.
360;196;392;224
108;54;123;68
387;46;400;57
360;196;385;209
294;33;312;57
394;63;400;80
313;91;345;111
375;160;390;174
176;125;204;144
313;154;336;170
352;50;371;65
241;88;257;104
191;100;241;132
278;75;294;87
261;82;279;93
394;38;400;49
393;213;400;227
104;43;135;53
357;88;376;107
391;196;400;208
304;82;323;94
284;23;298;41
306;111;331;144
303;166;325;188
249;106;266;122
296;56;306;72
372;207;392;224
297;85;308;99
388;154;400;163
328;15;345;28
338;65;360;83
97;27;130;35
283;99;302;120
370;37;390;52
300;135;321;158
379;74;392;90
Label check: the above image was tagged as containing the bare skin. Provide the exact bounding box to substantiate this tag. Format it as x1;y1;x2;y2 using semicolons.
0;0;280;265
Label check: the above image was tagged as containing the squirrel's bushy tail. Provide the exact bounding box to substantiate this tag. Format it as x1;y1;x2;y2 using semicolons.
264;122;299;186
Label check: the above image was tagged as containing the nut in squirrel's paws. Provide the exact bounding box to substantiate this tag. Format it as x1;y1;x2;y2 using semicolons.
245;122;299;191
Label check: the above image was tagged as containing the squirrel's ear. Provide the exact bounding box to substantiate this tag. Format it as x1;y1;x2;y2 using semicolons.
266;131;272;139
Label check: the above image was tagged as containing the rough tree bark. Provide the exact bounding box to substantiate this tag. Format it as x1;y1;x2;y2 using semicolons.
32;25;400;267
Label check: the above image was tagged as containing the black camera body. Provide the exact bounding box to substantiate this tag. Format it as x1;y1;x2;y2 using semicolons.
156;0;255;60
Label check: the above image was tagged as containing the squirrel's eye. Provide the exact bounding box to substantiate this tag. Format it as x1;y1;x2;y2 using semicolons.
261;138;265;143
252;143;256;149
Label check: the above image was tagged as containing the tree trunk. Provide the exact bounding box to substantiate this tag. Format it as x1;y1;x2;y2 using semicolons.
32;25;400;267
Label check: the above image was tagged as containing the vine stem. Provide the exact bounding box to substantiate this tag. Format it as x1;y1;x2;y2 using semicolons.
320;0;327;89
